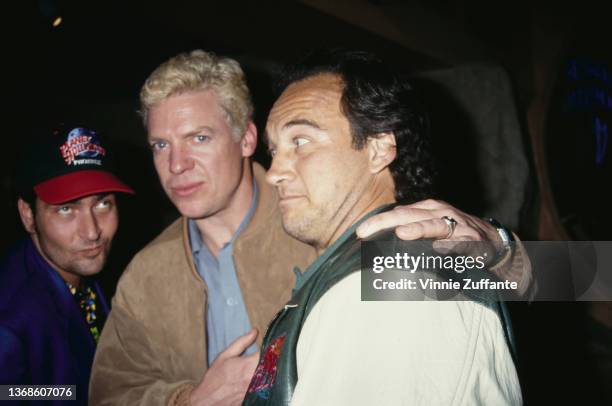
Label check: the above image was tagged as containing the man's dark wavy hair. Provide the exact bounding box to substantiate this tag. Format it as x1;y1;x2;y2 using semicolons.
275;49;435;203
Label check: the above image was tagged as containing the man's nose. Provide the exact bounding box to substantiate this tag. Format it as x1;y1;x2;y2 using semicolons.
266;150;295;186
79;210;102;242
169;144;194;174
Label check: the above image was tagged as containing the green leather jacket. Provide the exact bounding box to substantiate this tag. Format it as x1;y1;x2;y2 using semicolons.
243;206;516;405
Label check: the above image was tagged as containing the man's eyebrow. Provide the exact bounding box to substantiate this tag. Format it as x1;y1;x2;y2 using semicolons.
186;125;216;136
264;119;322;144
283;119;322;130
60;193;113;206
147;126;216;141
93;193;114;202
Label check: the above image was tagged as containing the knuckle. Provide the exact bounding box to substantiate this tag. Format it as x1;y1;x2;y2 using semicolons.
437;217;449;229
395;226;410;239
415;222;426;234
426;198;443;207
393;205;410;215
470;230;484;241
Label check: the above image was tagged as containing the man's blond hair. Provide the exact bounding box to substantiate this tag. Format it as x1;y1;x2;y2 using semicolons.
140;50;253;140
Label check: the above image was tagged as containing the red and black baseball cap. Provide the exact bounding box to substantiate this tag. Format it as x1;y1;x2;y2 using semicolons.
16;126;134;204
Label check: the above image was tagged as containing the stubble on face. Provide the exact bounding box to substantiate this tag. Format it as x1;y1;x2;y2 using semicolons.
279;195;338;248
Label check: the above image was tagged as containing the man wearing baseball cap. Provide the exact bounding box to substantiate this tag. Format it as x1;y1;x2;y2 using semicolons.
0;125;133;404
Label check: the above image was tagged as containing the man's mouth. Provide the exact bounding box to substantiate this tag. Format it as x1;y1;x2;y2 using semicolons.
170;182;204;197
279;195;305;207
80;245;104;257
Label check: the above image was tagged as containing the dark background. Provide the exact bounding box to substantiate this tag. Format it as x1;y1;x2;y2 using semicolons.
3;1;611;404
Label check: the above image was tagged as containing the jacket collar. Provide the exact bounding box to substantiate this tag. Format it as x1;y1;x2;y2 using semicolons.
23;237;100;382
240;162;279;240
24;237;82;321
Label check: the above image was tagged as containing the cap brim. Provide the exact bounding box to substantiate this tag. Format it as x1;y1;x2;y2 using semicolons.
34;170;135;204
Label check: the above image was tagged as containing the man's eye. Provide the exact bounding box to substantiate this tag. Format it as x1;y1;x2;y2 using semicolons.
150;141;167;151
194;135;209;143
294;137;310;147
57;206;72;215
95;200;112;210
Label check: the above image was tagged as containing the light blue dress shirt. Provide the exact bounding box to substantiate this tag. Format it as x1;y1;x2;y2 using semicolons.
188;181;258;365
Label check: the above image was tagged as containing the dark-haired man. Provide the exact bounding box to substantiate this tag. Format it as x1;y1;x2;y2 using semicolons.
244;50;522;405
0;126;134;404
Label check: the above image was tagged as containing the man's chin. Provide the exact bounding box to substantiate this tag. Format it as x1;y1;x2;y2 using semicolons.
173;199;229;221
172;199;212;219
178;208;213;220
68;265;104;278
69;255;108;277
281;217;318;245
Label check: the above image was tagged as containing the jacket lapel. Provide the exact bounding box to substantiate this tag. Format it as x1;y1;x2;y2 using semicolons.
25;238;97;384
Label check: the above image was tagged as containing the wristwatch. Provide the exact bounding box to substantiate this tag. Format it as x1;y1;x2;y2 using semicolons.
486;218;514;260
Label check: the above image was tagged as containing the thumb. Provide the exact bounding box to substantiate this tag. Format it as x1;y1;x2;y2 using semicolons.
216;329;258;361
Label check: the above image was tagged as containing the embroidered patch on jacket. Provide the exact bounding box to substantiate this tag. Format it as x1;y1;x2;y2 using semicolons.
247;333;287;399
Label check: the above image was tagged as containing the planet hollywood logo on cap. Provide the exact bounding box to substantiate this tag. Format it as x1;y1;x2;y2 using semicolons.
59;127;107;166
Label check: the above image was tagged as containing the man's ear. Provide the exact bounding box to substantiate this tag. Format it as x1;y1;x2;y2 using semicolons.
240;121;258;158
17;198;36;234
367;132;397;173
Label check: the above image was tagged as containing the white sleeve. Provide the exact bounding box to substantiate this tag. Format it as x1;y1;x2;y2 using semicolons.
291;272;522;406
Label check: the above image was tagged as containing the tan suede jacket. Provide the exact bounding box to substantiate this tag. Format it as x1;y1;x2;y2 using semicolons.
89;164;316;406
